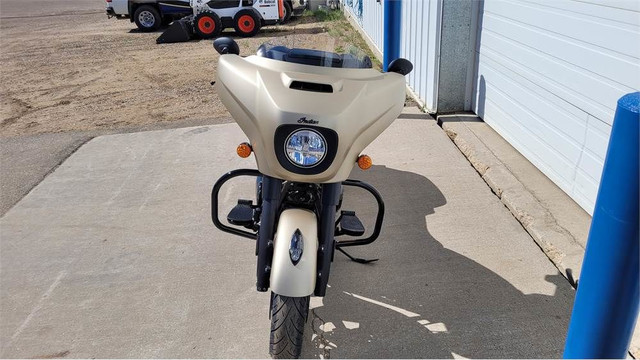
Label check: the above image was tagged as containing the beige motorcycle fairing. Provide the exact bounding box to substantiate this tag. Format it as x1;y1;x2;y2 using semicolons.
216;54;406;183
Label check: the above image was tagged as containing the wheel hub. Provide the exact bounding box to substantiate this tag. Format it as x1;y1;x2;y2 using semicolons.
138;11;155;28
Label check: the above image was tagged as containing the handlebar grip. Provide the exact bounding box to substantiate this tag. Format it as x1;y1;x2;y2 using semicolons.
213;37;240;55
387;58;413;76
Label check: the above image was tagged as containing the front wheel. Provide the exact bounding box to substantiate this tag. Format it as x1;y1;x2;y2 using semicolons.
270;293;309;359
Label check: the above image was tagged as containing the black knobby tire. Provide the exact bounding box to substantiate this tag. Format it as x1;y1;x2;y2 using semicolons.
194;12;222;39
270;293;310;359
134;5;162;32
233;9;261;37
282;1;293;22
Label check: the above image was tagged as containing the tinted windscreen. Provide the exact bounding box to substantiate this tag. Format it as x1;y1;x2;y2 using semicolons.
256;42;373;69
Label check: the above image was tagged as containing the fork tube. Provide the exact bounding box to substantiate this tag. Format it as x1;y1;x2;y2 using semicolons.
256;176;282;292
314;183;342;297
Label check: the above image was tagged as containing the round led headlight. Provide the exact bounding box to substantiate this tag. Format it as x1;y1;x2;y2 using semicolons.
285;129;327;168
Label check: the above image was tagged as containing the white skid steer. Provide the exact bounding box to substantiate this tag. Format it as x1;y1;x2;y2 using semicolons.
157;0;283;43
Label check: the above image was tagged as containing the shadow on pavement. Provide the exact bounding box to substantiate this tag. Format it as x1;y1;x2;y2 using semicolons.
301;165;573;358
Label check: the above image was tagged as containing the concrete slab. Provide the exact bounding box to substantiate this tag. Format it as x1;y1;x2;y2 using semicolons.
438;115;587;281
0;117;234;217
0;132;91;216
398;107;433;120
1;121;574;358
438;115;639;357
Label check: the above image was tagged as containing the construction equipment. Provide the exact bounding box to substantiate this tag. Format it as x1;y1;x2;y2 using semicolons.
157;0;283;44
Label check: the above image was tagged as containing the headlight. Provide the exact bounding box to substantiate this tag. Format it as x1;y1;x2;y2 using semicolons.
285;129;327;168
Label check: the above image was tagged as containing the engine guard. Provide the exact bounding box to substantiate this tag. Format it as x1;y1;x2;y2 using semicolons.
211;169;385;296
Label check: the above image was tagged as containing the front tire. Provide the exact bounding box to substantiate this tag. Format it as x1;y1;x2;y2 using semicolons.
270;293;309;359
134;5;161;32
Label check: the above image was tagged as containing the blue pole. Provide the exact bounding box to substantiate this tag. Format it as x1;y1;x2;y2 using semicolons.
564;92;640;359
383;0;402;72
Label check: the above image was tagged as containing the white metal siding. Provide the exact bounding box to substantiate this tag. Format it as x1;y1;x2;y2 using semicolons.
473;0;640;214
400;0;442;111
344;0;441;110
344;0;385;52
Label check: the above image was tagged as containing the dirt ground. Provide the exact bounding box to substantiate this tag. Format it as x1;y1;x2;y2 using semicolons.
0;0;379;137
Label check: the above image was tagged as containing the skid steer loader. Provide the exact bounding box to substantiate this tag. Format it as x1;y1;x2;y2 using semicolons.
157;0;283;44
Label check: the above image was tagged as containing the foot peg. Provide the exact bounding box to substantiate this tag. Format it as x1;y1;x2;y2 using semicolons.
227;199;255;227
336;211;365;236
335;210;378;263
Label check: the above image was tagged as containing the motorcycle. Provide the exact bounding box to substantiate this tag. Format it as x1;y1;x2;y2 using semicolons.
210;37;413;358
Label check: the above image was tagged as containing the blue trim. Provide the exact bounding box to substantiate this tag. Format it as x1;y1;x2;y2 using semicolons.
383;0;402;72
563;92;640;359
159;3;191;14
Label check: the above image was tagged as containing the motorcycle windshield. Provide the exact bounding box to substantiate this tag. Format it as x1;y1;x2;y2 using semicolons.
256;38;373;69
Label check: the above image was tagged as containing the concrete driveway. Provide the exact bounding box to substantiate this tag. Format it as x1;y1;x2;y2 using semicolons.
0;119;574;358
0;133;91;216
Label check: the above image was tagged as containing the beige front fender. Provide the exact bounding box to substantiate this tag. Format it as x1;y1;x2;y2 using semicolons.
270;209;318;297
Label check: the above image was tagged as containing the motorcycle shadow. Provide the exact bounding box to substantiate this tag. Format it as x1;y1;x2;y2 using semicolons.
300;165;573;359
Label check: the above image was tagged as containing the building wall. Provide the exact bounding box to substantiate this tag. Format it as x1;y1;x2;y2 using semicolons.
401;0;442;111
343;0;385;53
343;0;440;111
472;0;640;214
342;0;640;213
436;0;475;112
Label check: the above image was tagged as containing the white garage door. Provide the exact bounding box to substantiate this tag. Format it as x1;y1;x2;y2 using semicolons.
472;0;640;214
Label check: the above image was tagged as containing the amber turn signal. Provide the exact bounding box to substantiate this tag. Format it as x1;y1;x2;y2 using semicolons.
357;155;372;170
237;142;252;158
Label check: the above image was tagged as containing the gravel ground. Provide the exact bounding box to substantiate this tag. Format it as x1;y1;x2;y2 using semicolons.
0;0;375;137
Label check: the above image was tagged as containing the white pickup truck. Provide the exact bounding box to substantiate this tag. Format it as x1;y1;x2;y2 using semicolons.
106;0;307;32
106;0;192;31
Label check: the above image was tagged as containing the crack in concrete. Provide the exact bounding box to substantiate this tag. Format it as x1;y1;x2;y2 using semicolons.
440;120;583;289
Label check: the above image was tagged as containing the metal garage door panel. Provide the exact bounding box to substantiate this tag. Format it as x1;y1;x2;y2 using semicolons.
474;0;640;214
480;30;635;124
482;14;639;91
484;0;640;59
477;53;587;147
517;0;640;25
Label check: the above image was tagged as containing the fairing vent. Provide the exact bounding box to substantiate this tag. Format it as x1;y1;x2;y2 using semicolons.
289;81;333;93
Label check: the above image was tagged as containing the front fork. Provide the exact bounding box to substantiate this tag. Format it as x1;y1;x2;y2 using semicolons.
314;183;341;296
257;177;340;296
256;176;283;292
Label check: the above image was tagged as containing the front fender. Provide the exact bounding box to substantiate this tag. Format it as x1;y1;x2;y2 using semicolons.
270;209;318;297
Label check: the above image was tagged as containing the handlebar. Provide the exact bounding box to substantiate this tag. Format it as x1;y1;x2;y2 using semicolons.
213;37;413;75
